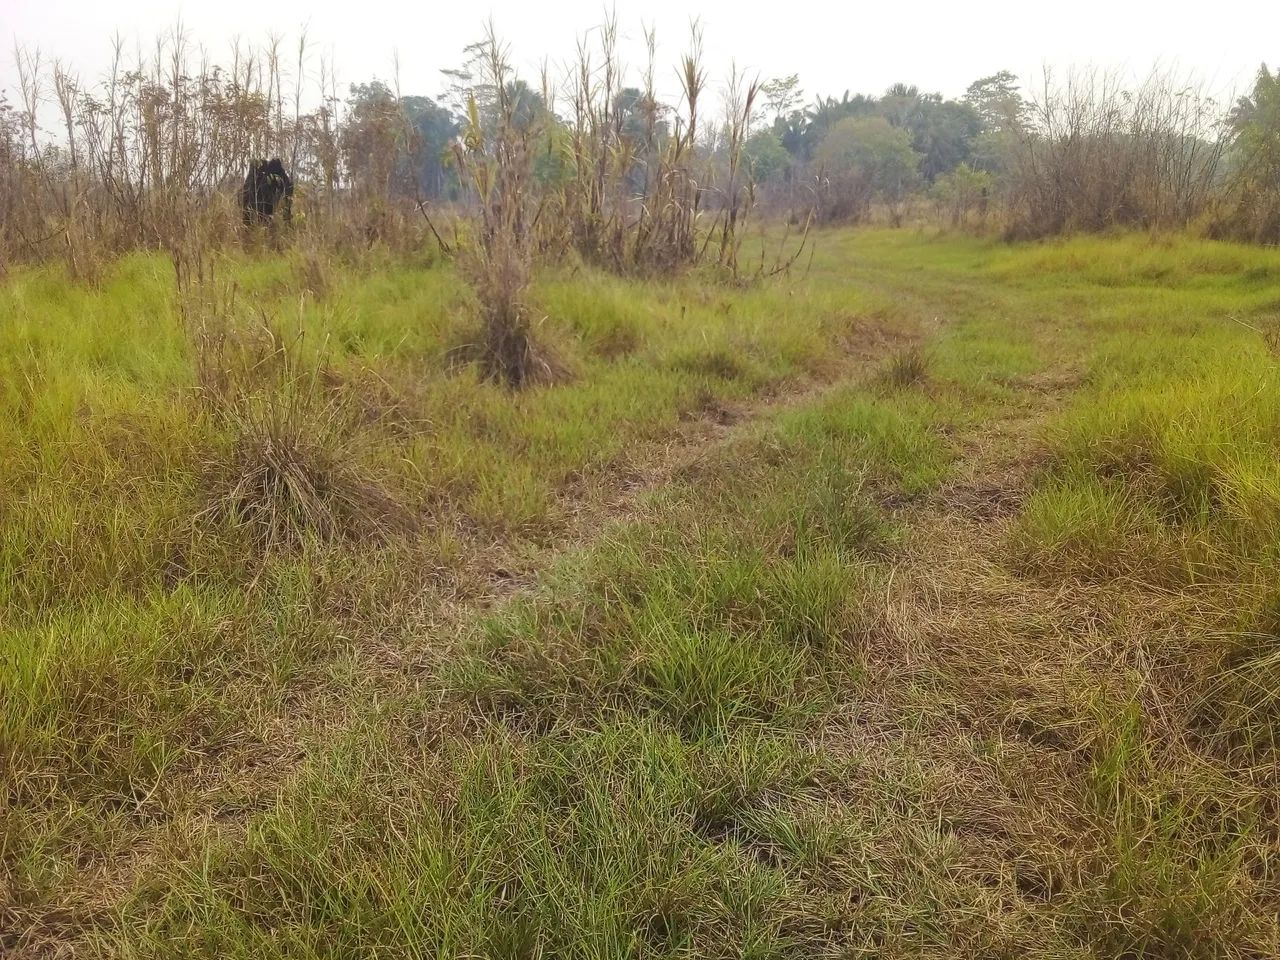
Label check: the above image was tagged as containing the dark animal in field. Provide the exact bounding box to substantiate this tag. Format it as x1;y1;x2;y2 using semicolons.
241;158;294;225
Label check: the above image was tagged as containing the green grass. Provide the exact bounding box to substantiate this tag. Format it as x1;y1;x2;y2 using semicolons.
4;228;1280;957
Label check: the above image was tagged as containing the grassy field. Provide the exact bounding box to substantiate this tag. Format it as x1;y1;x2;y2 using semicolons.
3;227;1279;957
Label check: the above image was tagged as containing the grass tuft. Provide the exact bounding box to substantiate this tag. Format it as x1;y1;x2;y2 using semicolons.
877;345;931;389
190;313;413;552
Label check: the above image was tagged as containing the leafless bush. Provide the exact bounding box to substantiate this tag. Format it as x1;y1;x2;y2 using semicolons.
1004;68;1227;238
450;28;564;388
708;68;762;276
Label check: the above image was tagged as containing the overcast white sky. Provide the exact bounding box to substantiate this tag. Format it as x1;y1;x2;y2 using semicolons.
4;0;1278;114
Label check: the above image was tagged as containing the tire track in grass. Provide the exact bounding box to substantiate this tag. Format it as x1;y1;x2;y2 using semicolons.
815;362;1276;955
9;312;937;958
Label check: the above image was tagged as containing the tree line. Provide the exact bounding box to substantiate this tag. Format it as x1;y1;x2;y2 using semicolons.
3;24;1280;283
337;60;1280;245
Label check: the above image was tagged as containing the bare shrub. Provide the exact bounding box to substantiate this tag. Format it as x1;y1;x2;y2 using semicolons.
547;19;796;280
1198;625;1280;757
450;28;564;388
0;30;365;270
708;68;762;276
1004;68;1227;238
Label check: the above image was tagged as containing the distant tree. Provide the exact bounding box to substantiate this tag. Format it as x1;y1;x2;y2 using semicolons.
771;111;806;160
761;74;803;121
614;86;653;140
815;115;920;223
1219;65;1280;241
963;71;1029;177
879;87;981;182
1230;65;1280;154
505;79;548;133
343;84;462;203
440;39;549;137
612;86;671;194
0;93;21;253
963;71;1030;133
400;95;460;199
930;162;993;226
343;81;407;202
760;75;806;163
742;129;790;183
879;83;922;128
797;83;979;183
441;40;493;117
533;113;573;189
800;91;878;159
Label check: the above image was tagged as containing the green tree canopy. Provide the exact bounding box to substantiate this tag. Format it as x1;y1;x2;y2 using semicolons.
401;95;461;199
963;71;1030;133
815;115;920;222
1222;65;1280;241
963;71;1030;176
742;129;790;184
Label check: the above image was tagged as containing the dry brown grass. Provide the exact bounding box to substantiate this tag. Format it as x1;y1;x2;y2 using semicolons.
187;300;414;552
198;392;409;552
845;381;1280;957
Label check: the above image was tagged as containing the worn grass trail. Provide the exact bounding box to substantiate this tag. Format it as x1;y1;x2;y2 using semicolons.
2;231;926;953
76;309;932;949
5;230;1280;957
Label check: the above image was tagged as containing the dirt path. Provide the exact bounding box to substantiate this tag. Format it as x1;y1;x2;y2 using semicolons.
551;312;937;557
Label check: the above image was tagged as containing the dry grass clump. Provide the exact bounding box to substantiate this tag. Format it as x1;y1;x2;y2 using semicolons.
189;309;413;552
877;345;931;389
200;386;408;552
1190;590;1280;758
450;30;566;389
